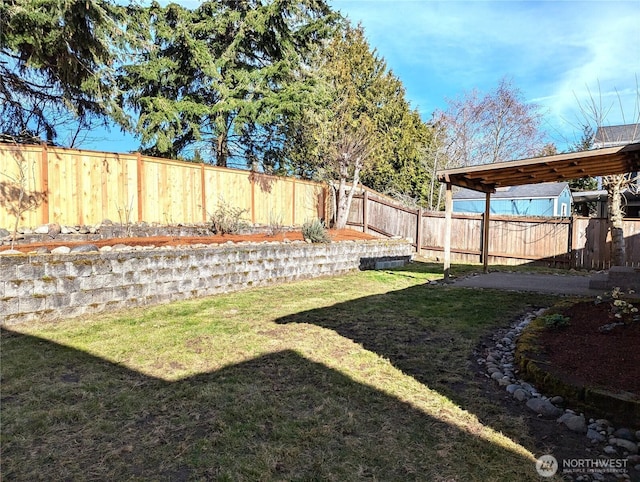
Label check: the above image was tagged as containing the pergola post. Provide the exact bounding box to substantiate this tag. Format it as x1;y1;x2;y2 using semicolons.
444;183;452;281
483;192;490;273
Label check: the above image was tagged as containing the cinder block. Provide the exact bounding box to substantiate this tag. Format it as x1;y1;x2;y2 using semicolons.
16;262;46;280
19;296;47;313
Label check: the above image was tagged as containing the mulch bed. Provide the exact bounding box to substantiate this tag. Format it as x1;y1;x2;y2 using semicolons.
537;300;640;395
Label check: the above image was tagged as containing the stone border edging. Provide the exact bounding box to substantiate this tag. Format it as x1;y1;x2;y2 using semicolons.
479;310;640;480
514;317;640;428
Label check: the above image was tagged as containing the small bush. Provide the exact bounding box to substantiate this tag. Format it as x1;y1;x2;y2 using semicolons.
302;219;330;243
267;210;285;236
210;200;249;235
541;313;570;329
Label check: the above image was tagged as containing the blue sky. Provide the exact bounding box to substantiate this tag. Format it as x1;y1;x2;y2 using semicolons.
87;0;640;154
330;0;640;149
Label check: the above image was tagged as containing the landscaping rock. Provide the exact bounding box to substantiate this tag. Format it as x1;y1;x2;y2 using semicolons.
526;397;563;418
513;389;530;402
0;228;10;237
69;244;99;253
497;378;511;387
506;384;521;395
603;445;618;455
34;224;49;234
586;428;606;443
0;249;24;255
30;246;50;254
51;246;71;254
610;437;638;454
558;413;587;433
48;223;61;237
550;396;564;405
613;427;637;442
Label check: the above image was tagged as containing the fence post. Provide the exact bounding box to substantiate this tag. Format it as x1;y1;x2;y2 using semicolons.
136;152;143;222
41;143;49;224
568;216;576;269
363;189;368;233
201;163;207;222
250;173;256;224
416;207;423;254
324;184;330;224
292;178;296;226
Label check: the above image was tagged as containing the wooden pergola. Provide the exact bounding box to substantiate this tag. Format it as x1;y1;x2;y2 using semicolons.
436;142;640;279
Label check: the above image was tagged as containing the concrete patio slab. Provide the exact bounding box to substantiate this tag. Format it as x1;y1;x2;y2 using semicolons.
453;272;606;297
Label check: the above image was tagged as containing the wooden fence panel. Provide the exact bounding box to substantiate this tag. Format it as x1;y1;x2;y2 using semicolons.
622;219;640;267
420;212;483;263
368;196;418;241
203;167;253;223
577;218;610;269
347;192;640;269
294;180;327;225
139;157;203;224
0;144;46;227
252;174;294;226
488;217;570;266
347;195;364;228
1;144;329;230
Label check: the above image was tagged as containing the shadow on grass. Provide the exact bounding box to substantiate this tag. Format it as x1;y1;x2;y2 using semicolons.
275;277;551;410
1;326;540;481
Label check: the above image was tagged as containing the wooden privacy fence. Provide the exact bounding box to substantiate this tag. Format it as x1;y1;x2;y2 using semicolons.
0;144;328;228
347;189;640;270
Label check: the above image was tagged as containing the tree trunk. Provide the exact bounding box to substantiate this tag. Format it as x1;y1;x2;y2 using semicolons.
334;157;362;230
216;132;228;168
607;174;626;266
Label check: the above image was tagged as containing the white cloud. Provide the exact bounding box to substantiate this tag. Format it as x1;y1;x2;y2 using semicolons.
332;0;640;146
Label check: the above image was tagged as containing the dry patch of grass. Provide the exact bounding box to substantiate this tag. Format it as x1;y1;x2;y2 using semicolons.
2;261;561;481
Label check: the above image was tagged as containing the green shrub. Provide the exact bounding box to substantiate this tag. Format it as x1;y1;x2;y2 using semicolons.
210;200;250;235
302;219;330;243
541;313;570;329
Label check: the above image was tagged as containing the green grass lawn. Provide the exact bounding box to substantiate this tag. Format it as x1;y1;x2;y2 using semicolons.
1;261;562;481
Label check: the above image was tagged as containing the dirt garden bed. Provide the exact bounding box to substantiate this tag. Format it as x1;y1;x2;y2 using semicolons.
0;228;378;253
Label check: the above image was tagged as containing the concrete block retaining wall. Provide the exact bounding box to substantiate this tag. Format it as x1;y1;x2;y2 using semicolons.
1;240;413;325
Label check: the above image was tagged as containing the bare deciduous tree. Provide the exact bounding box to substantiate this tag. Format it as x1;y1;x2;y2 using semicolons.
425;78;545;210
434;78;546;169
576;80;640;265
